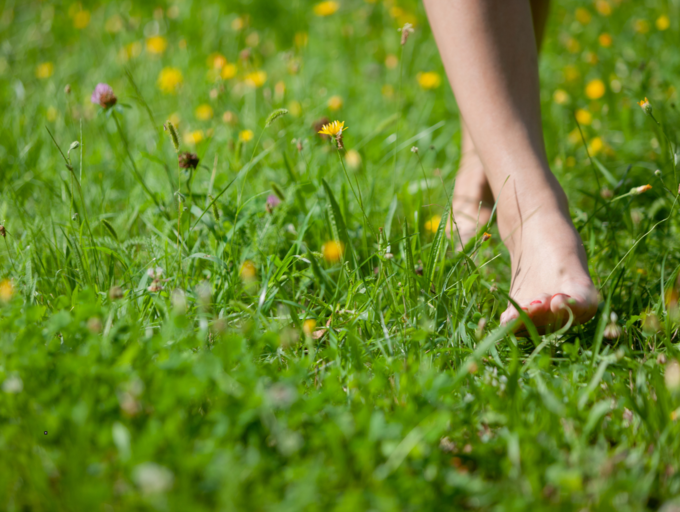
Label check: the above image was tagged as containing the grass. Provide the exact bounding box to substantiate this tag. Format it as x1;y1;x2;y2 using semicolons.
2;0;680;510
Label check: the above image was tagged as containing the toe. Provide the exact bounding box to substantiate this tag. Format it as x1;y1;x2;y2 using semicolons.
524;293;554;327
550;293;596;326
500;303;520;326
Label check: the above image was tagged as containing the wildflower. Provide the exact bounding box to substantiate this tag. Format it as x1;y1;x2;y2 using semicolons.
575;8;591;24
0;279;13;303
146;36;168;54
221;63;237;80
553;89;570;105
575;109;592;125
147;267;164;279
631;184;652;195
303;319;317;337
120;42;142;62
566;37;581;53
240;260;257;280
481;232;492;242
318;120;347;149
314;1;339;16
563;65;580;83
184;131;204;145
328;95;343;111
322;241;344;263
90;83;118;109
666;360;680;391
105;15;123;33
588;136;604;155
133;463;174;495
232;17;244;30
635;19;650;34
599;33;613;47
601;187;613;199
239;130;254;142
424;215;442;233
411;146;419;154
157;67;183;94
36;62;54;79
595;0;611;15
208;53;227;69
178;152;199;169
147;281;163;293
195;104;214;120
399;22;415;45
288;101;302;117
585;79;606;100
73;10;91;29
657;15;670;31
417;71;441;90
313;117;331;136
604;312;622;339
385;54;399;69
108;286;124;300
638;97;652;115
266;194;281;213
345;149;361;170
244;70;267;88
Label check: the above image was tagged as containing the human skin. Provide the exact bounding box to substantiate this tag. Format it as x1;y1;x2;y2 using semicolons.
423;0;599;329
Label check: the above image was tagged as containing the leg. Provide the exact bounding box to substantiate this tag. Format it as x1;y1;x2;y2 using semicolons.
451;0;550;247
425;0;598;329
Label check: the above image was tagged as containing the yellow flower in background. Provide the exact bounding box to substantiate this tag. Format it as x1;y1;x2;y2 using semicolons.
318;120;347;136
232;17;244;30
208;53;227;69
385;54;399;69
244;70;267;87
417;71;441;89
146;36;168;54
169;112;181;128
157;67;183;94
105;15;123;33
424;215;442;233
0;279;13;303
566;37;580;53
120;42;142;62
327;95;343;111
303;318;317;337
46;106;58;122
73;10;91;29
382;84;394;98
195;104;214;121
657;15;670;31
575;109;592;125
585;79;606;99
240;260;257;280
345;149;361;170
575;8;591;24
563;65;580;83
598;33;613;47
184;130;205;145
288;101;302;117
568;128;582;144
239;129;254;142
584;52;598;65
635;19;650;34
36;62;54;79
595;0;611;16
294;32;309;47
322;241;344;263
314;1;340;16
221;63;237;80
553;89;570;105
588;136;604;155
274;81;286;101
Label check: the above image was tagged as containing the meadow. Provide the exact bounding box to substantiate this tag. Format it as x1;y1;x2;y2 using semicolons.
2;0;680;510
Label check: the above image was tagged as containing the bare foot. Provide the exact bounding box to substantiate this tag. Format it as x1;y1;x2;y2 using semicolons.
450;131;495;247
498;178;599;333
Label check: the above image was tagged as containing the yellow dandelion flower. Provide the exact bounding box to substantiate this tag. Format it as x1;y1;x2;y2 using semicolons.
424;215;442;233
157;67;183;94
303;318;317;337
105;15;123;33
36;62;54;79
222;111;238;125
119;42;142;62
195;104;214;121
146;36;168;54
584;52;598;65
288;101;302;117
595;0;611;15
295;32;309;47
208;53;227;69
563;65;580;83
657;15;670;31
73;10;91;29
345;149;361;170
417;71;441;90
598;33;613;47
314;1;340;17
318;120;347;136
0;279;13;303
635;19;650;34
575;8;591;24
568;128;582;145
385;54;399;69
239;129;254;142
327;95;343;111
588;136;604;155
244;70;267;88
322;241;344;263
184;130;205;145
274;81;286;101
575;109;592;125
221;63;237;80
240;260;257;280
553;89;570;105
232;17;244;30
566;37;581;53
585;79;606;100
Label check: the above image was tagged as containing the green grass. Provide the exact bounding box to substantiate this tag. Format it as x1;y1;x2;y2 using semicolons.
2;0;680;510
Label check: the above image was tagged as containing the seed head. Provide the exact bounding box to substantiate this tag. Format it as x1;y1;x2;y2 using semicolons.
90;83;117;109
631;184;652;195
265;108;289;128
178;152;199;169
64;84;71;94
399;23;415;46
481;232;492;242
164;120;181;153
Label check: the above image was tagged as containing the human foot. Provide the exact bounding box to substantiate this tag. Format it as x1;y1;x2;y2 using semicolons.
498;192;599;333
450;139;495;248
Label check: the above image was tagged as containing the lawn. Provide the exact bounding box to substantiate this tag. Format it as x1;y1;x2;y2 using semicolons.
2;0;680;510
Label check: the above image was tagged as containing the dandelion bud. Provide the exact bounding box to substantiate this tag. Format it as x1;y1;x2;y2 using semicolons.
638;97;652;115
0;225;5;238
303;318;317;338
604;311;622;339
69;141;80;151
265;108;289;128
399;22;414;46
90;83;117;109
178;151;199;169
481;232;492;242
164;120;181;153
631;184;652;195
655;169;662;177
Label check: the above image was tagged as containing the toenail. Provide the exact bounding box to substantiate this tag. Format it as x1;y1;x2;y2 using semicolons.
521;307;528;311
530;300;542;305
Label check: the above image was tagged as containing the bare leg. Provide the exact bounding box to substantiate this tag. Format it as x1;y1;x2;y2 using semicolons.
425;0;598;329
452;0;549;247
